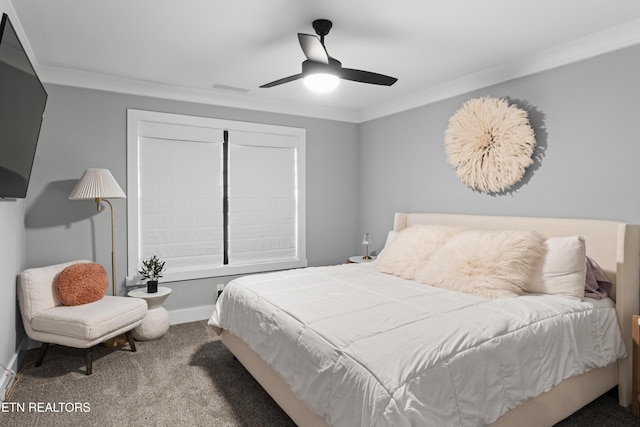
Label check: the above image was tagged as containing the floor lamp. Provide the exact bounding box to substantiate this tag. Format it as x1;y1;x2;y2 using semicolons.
69;168;127;345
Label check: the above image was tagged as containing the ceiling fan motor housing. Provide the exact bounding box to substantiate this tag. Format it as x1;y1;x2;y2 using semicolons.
302;58;342;77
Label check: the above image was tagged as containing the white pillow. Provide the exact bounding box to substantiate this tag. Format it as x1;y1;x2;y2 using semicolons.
415;229;547;299
376;225;462;280
527;236;586;299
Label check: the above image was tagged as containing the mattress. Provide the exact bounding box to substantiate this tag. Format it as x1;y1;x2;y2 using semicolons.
209;262;626;426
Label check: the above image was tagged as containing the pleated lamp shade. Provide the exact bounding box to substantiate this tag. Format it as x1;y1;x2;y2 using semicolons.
69;168;126;200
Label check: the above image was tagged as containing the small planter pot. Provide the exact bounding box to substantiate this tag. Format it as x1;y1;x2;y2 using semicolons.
147;280;158;293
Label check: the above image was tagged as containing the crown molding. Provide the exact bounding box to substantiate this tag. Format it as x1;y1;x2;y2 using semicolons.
36;18;640;125
37;66;361;123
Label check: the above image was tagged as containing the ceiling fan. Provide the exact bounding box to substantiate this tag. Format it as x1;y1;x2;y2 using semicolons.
260;19;398;92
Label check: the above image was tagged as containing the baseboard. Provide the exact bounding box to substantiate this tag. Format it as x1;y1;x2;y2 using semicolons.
168;305;215;325
0;370;14;403
0;342;23;403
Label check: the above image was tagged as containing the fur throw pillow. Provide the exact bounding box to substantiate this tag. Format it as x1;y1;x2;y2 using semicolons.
56;262;108;306
376;224;462;280
415;230;547;298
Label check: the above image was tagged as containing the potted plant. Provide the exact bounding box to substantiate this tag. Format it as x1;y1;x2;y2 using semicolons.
139;255;166;293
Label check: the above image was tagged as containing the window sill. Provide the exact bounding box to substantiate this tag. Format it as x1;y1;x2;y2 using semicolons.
125;258;308;286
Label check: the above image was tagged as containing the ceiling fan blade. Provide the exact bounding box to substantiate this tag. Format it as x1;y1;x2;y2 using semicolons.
340;68;398;86
298;33;329;64
259;73;303;88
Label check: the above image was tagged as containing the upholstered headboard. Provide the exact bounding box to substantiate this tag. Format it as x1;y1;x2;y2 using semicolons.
393;212;640;406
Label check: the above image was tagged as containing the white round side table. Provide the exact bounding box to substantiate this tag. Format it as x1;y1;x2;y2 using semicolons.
128;286;172;341
348;255;377;263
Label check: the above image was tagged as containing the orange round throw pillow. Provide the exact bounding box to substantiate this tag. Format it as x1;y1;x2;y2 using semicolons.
56;263;108;306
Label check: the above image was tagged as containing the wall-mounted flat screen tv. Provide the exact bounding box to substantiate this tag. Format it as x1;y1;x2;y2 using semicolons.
0;13;47;199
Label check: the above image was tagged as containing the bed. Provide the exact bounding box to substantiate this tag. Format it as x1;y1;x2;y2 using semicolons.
209;213;640;426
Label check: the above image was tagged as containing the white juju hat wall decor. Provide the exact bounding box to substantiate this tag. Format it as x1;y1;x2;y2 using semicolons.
444;97;537;193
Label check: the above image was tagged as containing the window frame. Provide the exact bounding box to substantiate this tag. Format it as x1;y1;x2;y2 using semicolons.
126;109;307;284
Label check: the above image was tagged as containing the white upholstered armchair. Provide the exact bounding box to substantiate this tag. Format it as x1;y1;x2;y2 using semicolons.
17;260;148;375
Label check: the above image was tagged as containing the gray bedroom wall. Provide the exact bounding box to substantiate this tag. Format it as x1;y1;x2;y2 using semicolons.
359;44;640;252
0;199;26;393
0;0;28;395
24;84;360;315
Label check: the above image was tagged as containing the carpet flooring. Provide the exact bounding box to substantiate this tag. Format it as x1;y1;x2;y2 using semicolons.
3;320;639;426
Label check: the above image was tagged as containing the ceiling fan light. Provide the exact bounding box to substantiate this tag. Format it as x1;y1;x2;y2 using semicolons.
303;73;339;93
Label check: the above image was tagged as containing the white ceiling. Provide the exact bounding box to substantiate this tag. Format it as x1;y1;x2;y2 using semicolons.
8;0;640;123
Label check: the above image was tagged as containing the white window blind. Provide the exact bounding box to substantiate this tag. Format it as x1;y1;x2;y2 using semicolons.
228;131;298;264
138;135;224;272
126;110;306;284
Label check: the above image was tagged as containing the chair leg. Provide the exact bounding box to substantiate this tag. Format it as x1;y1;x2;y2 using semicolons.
85;347;93;376
126;331;137;352
35;335;136;376
35;343;49;367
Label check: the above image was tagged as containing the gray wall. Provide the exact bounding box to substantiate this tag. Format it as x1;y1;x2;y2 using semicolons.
24;85;361;313
359;44;640;252
0;199;25;389
0;0;28;394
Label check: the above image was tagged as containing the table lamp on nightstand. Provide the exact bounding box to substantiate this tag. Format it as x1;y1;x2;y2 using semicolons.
362;232;372;260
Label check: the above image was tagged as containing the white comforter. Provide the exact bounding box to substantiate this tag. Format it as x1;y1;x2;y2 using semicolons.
208;262;626;427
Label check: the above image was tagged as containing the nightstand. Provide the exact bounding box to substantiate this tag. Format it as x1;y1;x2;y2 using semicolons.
347;255;377;263
128;287;172;341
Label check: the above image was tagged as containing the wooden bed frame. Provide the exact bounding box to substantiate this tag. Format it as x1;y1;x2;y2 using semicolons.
221;212;640;426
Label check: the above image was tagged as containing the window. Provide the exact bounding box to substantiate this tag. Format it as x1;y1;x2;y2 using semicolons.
126;110;306;283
